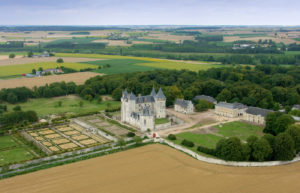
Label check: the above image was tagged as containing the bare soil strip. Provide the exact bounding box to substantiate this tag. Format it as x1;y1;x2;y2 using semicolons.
0;144;300;193
0;72;101;89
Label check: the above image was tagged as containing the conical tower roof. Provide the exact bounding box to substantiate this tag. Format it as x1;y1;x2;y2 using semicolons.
123;89;128;98
129;92;136;100
156;88;166;99
150;87;156;96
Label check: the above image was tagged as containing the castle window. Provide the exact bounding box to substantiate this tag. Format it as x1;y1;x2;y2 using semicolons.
144;120;146;125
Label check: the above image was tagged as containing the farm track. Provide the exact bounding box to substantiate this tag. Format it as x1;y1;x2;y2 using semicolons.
1;144;300;193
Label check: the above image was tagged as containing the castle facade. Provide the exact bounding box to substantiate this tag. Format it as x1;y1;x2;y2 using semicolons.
121;88;166;131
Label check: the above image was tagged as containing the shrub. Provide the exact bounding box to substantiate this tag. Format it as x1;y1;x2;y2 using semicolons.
9;53;15;58
56;58;64;63
167;134;177;140
127;132;135;137
197;145;216;156
181;139;194;147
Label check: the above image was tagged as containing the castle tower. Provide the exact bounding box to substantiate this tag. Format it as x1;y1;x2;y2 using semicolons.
155;88;166;118
121;89;128;122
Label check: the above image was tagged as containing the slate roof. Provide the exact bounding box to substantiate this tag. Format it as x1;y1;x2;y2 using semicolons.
194;95;217;103
216;102;247;109
150;87;156;97
175;99;192;108
141;106;154;116
245;107;273;118
123;89;128;99
156;88;166;99
135;95;155;103
129;92;136;100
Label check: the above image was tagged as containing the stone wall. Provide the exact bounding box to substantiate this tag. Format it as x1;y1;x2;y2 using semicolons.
159;138;300;167
20;131;52;155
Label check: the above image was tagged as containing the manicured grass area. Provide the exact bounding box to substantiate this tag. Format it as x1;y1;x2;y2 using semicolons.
0;62;97;77
155;118;169;125
0;136;19;150
216;121;264;141
82;59;158;74
0;135;39;166
176;132;223;149
6;95;121;117
0;148;35;166
57;53;223;72
174;121;264;149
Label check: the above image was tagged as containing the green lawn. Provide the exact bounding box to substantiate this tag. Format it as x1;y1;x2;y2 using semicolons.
174;121;264;149
216;121;264;141
176;132;223;148
155;118;169;125
0;147;35;166
6;95;121;117
0;136;19;150
82;59;158;74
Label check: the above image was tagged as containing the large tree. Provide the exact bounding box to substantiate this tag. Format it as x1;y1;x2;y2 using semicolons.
274;133;295;161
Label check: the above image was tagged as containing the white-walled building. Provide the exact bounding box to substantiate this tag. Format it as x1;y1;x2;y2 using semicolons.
121;88;166;131
174;99;194;114
243;107;273;125
215;102;247;118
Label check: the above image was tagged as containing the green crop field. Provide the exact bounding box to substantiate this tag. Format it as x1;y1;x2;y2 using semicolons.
0;135;37;166
5;95;121;117
45;37;102;45
82;59;158;74
56;53;223;72
0;62;97;78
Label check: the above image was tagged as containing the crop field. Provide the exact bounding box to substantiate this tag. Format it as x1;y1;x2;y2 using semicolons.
0;135;38;166
1;144;300;193
0;57;101;67
57;53;222;72
24;123;108;154
0;62;98;78
173;121;263;149
5;95;121;117
0;72;100;89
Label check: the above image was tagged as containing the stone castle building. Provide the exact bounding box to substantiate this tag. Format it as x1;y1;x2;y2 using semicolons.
121;88;166;131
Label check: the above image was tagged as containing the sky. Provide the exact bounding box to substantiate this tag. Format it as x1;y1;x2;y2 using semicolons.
1;0;299;25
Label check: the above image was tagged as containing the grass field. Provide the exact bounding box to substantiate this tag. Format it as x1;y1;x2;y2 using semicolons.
0;135;36;166
155;118;169;125
5;95;121;117
82;59;157;74
56;53;223;72
174;121;264;149
216;121;264;140
1;144;300;193
0;62;98;78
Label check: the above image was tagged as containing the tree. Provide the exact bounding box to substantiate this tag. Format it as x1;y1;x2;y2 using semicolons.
56;58;64;63
168;134;177;140
264;112;295;135
133;136;143;145
32;69;36;74
6;93;18;104
38;67;43;72
251;138;273;161
195;99;214;112
13;105;21;111
274;133;295;161
9;53;15;58
285;125;300;153
117;138;126;148
27;51;33;58
216;137;246;161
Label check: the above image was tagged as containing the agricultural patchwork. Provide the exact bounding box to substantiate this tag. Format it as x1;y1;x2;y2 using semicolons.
23;123;108;155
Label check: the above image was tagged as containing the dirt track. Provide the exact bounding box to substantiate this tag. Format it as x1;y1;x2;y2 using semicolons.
0;144;300;193
0;72;101;89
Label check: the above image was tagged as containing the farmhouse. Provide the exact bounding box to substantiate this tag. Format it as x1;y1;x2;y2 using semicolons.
174;99;194;114
42;68;63;75
243;107;273;125
215;102;247;118
193;95;217;104
121;88;166;131
292;105;300;111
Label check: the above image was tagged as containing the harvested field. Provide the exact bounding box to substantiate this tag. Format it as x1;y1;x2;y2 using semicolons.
38;130;54;135
29;133;38;137
45;134;60;139
48;146;59;152
52;139;70;145
146;32;195;43
72;135;89;141
34;137;43;141
1;144;300;193
0;72;100;89
64;131;79;136
79;139;97;145
42;142;52;147
223;35;299;44
0;57;101;67
59;143;77;150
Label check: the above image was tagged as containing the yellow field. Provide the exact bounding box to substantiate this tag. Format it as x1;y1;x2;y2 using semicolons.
1;144;300;193
0;62;97;77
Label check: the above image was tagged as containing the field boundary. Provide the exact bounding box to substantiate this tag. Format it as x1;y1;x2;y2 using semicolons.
159;138;300;167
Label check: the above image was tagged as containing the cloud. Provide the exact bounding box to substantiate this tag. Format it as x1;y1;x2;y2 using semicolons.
0;0;299;25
